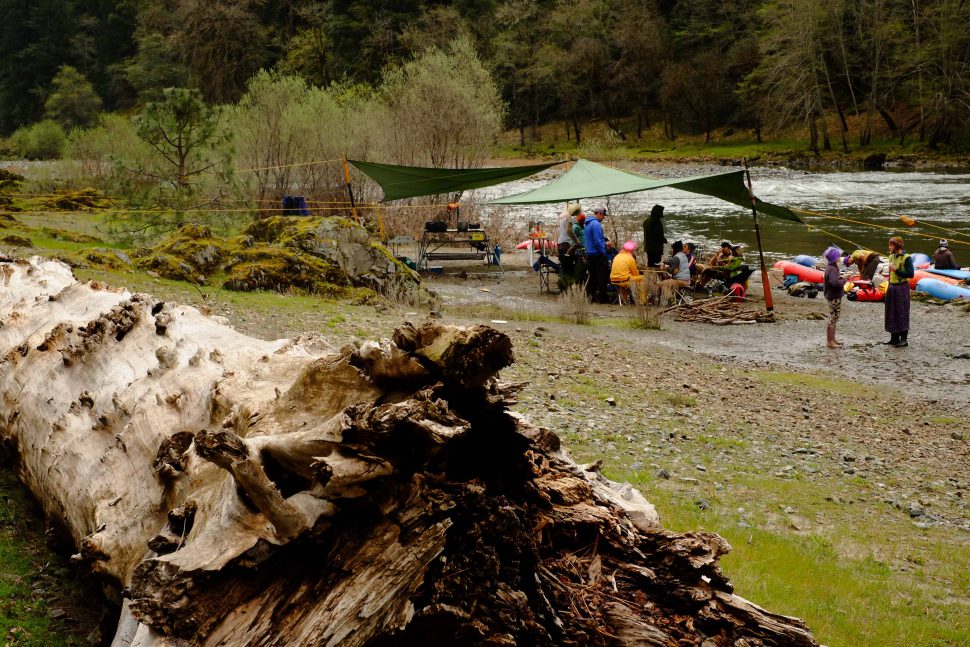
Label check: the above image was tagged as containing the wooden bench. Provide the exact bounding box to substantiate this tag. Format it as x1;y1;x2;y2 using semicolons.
423;251;488;261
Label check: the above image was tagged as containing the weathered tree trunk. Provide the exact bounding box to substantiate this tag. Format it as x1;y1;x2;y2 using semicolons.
0;256;819;647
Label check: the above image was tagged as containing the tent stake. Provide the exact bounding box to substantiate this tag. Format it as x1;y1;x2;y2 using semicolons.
744;160;774;312
342;158;360;224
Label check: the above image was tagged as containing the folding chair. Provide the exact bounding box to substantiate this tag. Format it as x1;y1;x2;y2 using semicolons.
538;263;560;293
535;252;561;293
610;281;630;304
673;285;694;306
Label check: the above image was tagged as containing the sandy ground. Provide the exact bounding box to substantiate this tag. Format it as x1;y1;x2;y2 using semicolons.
417;249;970;406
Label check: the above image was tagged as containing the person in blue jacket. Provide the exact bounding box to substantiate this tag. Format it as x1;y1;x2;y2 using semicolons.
584;207;609;303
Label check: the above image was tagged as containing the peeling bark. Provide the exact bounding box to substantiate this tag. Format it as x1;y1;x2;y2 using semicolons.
0;257;819;646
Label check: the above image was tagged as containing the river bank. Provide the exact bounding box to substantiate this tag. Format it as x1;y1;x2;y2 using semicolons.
0;251;966;646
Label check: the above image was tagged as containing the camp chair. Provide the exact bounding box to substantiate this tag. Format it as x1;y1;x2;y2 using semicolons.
611;281;632;304
534;252;561;293
538;263;560;293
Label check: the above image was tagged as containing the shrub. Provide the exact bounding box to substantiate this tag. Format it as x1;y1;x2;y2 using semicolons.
7;120;67;160
66;114;150;191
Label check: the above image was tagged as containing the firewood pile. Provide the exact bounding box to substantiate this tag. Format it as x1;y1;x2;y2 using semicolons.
0;256;812;646
671;296;777;325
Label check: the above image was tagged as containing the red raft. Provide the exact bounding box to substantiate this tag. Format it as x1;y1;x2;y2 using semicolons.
773;260;823;283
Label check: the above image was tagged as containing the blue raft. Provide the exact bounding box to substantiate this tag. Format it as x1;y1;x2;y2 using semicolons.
915;278;970;301
925;267;970;282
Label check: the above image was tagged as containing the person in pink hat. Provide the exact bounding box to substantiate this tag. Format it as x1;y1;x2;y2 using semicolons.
610;240;642;304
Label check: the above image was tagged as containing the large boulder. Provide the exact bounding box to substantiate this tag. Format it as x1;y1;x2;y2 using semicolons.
122;218;427;305
242;216;425;303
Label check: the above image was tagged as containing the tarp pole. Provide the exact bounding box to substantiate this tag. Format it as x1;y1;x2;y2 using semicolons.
342;158;360;224
375;203;386;242
744;161;774;312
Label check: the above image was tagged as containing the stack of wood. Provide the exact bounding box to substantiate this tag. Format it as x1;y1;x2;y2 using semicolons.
672;296;776;325
0;256;813;646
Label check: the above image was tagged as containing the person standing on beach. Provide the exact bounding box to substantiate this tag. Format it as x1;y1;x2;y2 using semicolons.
884;236;914;347
557;202;581;275
822;246;846;348
584;207;609;303
642;205;667;267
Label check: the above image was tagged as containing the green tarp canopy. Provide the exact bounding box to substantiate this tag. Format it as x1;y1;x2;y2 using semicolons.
487;159;801;223
349;159;560;202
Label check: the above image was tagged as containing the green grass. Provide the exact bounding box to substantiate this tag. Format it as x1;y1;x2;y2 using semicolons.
1;457;101;645
753;369;890;398
930;416;963;426
541;352;970;647
661;392;697;407
604;467;970;647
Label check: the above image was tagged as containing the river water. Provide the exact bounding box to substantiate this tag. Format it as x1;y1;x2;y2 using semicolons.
475;165;970;264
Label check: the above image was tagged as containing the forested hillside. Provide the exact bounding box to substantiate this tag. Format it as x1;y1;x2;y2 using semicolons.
1;0;969;152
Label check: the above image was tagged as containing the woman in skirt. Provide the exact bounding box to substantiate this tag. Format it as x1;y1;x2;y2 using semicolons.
884;236;914;347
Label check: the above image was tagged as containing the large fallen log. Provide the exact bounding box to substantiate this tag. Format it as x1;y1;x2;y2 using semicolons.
0;255;819;646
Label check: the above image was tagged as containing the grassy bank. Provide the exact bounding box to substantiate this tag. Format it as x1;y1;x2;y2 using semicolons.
0;454;103;645
494;122;970;168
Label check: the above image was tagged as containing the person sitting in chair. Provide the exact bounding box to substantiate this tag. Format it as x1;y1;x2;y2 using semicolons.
685;242;699;280
724;245;754;288
610;240;642;304
697;240;733;288
656;241;691;302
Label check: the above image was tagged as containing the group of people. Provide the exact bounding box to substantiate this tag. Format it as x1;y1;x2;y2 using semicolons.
554;202;752;304
822;236;960;349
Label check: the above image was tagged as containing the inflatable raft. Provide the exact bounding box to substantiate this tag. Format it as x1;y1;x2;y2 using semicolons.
915;278;970;301
793;255;819;268
773;260;823;284
517;239;557;251
926;267;970;282
909;269;962;289
846;282;885;302
910;252;932;267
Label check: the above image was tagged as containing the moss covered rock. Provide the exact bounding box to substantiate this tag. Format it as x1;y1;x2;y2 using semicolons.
135;252;202;283
0;169;24;191
152;224;228;275
1;234;32;247
83;249;132;270
136;216;427;304
237;215;423;302
43;227;102;243
223;245;354;296
42;188;109;211
241;216;295;243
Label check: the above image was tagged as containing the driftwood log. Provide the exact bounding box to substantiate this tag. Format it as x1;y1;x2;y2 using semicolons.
0;256;818;646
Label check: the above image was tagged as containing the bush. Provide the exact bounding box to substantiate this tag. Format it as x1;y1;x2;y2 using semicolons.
7;120;67;159
66;114;150;190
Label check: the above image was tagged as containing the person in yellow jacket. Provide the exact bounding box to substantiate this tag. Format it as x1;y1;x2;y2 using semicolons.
610;240;642;303
843;249;881;281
